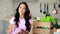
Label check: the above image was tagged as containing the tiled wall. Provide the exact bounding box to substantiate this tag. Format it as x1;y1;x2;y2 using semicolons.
0;0;60;20
0;0;15;19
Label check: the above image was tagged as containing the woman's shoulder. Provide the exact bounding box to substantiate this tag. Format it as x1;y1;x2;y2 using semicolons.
9;16;15;24
10;16;15;21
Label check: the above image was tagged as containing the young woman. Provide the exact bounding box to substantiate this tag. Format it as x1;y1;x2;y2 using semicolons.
6;2;33;34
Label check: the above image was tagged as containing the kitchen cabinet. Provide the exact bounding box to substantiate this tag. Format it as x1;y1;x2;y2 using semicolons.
0;19;9;34
0;20;3;34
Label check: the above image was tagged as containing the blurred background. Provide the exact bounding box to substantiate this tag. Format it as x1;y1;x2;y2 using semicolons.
0;0;60;34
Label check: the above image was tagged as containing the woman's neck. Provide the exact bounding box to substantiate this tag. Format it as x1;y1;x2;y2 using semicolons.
20;14;24;19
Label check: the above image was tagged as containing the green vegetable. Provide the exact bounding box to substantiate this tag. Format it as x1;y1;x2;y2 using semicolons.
40;16;55;22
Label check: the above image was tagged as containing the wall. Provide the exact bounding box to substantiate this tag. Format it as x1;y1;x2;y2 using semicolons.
27;0;60;20
0;0;14;19
0;0;60;20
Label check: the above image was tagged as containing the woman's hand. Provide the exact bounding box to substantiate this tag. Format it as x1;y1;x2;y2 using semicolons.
6;24;13;34
16;29;22;34
17;29;29;34
6;24;15;34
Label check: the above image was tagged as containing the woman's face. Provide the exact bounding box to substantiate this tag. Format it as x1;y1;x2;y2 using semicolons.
19;4;26;15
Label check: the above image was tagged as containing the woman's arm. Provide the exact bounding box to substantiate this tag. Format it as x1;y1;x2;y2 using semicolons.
6;17;16;34
6;24;13;34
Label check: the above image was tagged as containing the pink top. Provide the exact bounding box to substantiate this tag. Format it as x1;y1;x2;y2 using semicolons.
9;17;33;34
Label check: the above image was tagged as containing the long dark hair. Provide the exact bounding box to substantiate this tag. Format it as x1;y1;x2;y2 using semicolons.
14;2;31;31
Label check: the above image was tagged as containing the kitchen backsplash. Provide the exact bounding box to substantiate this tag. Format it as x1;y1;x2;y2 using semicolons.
0;0;60;20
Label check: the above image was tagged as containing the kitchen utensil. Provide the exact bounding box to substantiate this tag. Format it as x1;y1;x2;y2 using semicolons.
40;3;42;13
52;3;58;15
43;4;46;14
58;4;60;8
46;4;50;16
